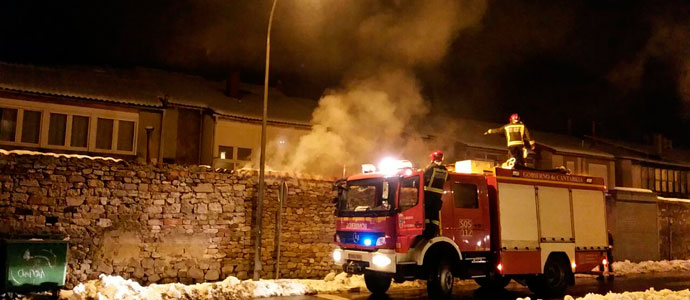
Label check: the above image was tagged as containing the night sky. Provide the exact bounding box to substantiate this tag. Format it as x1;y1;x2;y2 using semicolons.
1;0;689;146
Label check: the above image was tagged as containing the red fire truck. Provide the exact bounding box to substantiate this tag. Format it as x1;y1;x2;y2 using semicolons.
332;160;609;298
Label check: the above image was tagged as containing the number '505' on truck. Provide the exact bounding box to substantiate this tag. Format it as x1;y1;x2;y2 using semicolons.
332;160;609;299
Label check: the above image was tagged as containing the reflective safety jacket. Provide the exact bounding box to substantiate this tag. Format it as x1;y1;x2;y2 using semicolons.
423;163;448;194
486;122;535;148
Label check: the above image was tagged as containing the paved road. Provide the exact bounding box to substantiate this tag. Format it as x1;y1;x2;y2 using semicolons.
269;272;690;300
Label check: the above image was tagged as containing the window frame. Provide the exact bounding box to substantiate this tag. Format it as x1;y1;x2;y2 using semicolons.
216;145;253;170
398;175;420;212
0;107;19;143
0;98;138;155
453;182;479;209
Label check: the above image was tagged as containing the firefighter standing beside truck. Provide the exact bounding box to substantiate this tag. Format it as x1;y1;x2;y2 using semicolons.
484;113;535;168
423;150;448;239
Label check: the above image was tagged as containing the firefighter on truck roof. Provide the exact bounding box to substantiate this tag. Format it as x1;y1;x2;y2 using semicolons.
423;150;448;239
484;113;535;168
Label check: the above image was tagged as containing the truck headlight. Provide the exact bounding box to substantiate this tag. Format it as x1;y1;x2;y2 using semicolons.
333;249;343;263
372;254;391;267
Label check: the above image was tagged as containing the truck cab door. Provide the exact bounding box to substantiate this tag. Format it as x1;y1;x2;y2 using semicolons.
441;175;491;252
396;174;424;253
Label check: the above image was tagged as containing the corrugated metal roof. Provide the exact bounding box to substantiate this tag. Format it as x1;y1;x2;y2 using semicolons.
0;62;317;125
0;62;162;107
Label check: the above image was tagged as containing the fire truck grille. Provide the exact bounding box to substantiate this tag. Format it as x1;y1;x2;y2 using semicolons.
337;231;384;245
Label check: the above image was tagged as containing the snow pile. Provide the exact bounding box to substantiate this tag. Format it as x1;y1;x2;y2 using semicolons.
518;288;690;300
61;275;313;300
613;259;690;275
60;272;428;300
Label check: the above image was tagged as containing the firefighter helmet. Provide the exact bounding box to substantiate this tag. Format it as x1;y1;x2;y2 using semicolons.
430;150;444;162
510;113;520;123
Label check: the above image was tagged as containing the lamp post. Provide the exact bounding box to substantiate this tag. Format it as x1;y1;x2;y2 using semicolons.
253;0;278;281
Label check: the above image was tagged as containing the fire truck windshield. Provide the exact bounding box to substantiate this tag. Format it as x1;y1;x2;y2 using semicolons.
339;178;397;216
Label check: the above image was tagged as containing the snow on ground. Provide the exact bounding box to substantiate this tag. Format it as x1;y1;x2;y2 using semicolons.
612;259;690;275
59;272;428;300
518;288;690;300
58;260;690;299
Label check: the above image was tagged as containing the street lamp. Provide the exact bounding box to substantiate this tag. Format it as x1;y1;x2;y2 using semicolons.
254;0;278;281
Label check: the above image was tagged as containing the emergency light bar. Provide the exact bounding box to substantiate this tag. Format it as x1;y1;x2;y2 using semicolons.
361;158;414;175
361;164;376;173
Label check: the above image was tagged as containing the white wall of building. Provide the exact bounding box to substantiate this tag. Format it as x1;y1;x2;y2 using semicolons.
213;118;310;169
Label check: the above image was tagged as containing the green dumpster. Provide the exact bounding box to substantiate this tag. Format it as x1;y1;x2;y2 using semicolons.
0;239;68;293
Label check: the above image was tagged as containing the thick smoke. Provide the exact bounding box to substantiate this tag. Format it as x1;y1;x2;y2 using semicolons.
266;0;488;175
607;15;690;101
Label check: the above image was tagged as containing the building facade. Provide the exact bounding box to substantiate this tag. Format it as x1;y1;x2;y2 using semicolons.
0;62;315;168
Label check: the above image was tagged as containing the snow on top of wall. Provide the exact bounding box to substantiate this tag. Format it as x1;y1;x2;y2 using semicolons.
0;149;122;162
609;187;655;193
658;196;690;204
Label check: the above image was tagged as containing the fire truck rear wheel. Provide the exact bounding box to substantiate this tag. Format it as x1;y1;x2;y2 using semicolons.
427;258;454;299
364;273;391;294
527;256;570;297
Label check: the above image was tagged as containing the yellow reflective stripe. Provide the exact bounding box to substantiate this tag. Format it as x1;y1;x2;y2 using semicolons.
505;124;525;146
426;169;448;190
431;220;440;225
424;186;444;194
425;219;430;223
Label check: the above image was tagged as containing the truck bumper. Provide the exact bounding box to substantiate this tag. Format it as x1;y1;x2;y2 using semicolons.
336;248;397;274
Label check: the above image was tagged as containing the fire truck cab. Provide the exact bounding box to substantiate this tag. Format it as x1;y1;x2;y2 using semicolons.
333;160;608;298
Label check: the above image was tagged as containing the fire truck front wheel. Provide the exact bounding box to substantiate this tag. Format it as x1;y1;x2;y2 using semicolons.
426;258;454;299
364;273;392;295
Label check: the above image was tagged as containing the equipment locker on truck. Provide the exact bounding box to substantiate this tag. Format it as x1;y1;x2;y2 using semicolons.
332;159;609;298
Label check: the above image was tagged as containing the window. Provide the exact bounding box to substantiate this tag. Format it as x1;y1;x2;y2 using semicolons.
217;145;252;170
655;169;661;191
70;115;89;148
0;108;17;141
453;183;478;209
21;110;41;144
399;176;419;211
96;118;114;149
237;147;252;161
566;161;576;173
48;113;67;146
647;167;656;190
117;120;135;151
645;167;687;195
219;146;233;160
0;99;137;154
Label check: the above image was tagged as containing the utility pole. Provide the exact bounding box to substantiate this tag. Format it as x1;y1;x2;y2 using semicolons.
253;0;277;281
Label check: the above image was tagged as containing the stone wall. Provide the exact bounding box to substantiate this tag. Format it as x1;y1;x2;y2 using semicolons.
658;200;690;260
0;153;337;287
